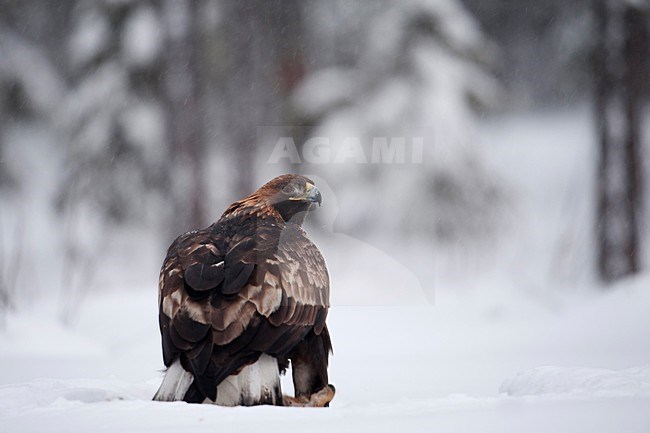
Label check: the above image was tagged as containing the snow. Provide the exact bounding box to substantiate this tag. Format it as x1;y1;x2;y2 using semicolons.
121;5;162;68
2;0;648;429
501;366;650;398
68;6;111;68
2;107;650;431
1;279;650;432
0;30;65;117
292;68;356;119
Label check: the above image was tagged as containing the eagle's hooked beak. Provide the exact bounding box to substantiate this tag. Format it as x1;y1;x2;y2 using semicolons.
305;182;322;206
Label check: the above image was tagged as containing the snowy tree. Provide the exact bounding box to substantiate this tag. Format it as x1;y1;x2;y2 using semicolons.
57;1;167;224
462;0;594;106
292;0;503;242
0;4;69;323
0;0;508;316
215;0;310;197
55;0;170;322
161;0;208;234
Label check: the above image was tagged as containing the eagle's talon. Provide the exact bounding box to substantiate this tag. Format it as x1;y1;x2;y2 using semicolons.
309;384;335;407
282;384;335;407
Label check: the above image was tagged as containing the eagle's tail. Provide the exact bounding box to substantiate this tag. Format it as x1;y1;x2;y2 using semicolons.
153;355;283;406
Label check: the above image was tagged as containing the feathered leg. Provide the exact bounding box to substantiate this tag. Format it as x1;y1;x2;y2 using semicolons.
284;326;334;406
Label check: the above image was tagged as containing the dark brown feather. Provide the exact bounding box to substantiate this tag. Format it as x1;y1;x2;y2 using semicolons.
187;332;213;375
168;323;194;351
173;309;211;342
222;262;255;295
184;260;225;294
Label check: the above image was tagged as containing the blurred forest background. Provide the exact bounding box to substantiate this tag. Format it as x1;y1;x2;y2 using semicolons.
1;0;649;324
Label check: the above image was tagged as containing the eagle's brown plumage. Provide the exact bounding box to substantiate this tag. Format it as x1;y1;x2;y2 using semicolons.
155;174;332;405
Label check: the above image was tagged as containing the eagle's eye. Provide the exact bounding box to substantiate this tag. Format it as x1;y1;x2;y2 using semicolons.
282;183;296;195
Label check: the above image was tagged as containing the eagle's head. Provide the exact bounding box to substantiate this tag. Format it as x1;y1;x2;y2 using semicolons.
225;174;322;224
260;174;322;223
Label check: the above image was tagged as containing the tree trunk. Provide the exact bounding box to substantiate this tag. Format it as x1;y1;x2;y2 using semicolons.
222;0;307;198
594;0;647;282
162;0;206;234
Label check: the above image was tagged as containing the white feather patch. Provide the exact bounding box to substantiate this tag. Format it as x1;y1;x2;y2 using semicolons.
153;359;193;401
153;356;281;406
214;354;282;406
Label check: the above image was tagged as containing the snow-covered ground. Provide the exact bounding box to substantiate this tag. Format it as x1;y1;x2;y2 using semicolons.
2;280;649;433
2;107;650;432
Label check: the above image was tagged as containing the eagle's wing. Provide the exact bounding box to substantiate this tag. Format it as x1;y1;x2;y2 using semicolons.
158;220;330;402
274;224;332;398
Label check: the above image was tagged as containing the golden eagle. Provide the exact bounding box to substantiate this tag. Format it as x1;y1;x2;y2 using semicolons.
153;174;334;407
